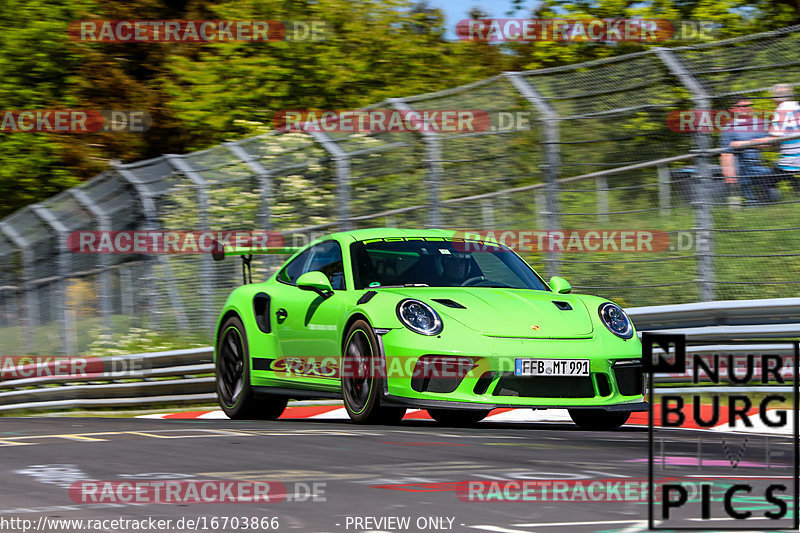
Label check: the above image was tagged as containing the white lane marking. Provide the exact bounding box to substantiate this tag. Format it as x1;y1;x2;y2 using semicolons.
136;408;792;437
618;521;649;532
511;519;649;527
469;526;533;533
486;409;572;422
15;464;92;489
197;410;228;419
309;407;350;419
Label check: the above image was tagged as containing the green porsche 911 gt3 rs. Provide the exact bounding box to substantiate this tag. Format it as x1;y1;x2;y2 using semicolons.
213;228;646;429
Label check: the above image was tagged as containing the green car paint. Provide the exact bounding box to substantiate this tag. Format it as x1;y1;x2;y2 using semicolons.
214;228;647;421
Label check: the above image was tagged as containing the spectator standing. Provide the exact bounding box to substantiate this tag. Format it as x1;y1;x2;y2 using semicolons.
768;84;800;192
720;98;773;204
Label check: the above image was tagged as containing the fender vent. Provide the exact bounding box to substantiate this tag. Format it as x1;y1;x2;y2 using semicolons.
431;298;466;309
253;293;271;333
552;301;572;311
357;290;377;305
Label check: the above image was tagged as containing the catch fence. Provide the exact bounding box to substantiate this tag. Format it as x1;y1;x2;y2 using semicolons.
1;26;800;355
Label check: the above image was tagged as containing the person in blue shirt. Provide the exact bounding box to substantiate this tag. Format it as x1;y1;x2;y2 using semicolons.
719;98;777;204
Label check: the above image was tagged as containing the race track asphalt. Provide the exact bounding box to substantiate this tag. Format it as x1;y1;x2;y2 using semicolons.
0;416;794;533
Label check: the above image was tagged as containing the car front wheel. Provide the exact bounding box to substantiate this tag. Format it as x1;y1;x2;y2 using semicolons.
341;320;406;424
568;409;630;430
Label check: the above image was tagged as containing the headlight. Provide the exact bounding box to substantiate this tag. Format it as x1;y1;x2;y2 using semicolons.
396;299;443;336
598;302;633;339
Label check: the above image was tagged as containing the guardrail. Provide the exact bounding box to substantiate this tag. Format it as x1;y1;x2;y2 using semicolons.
0;298;797;413
0;347;214;412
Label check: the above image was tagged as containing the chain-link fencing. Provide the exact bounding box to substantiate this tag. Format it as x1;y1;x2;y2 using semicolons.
2;25;800;355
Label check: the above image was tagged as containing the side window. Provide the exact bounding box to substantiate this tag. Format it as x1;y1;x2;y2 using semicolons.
304;241;345;290
277;248;312;285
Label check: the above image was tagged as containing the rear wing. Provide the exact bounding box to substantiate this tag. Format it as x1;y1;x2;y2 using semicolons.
210;235;300;284
211;243;300;261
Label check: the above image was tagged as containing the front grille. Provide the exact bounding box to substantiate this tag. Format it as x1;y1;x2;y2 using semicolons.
492;373;595;398
473;371;496;395
411;375;464;393
409;355;475;394
614;363;643;396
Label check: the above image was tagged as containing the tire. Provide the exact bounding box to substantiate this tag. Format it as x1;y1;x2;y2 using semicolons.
341;320;406;424
568;409;630;430
427;408;491;426
216;315;287;420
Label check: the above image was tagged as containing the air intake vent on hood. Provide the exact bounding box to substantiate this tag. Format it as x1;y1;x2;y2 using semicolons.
432;298;466;309
552;301;572;311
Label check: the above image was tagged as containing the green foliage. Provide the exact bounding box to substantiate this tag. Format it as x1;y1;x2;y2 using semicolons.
1;0;798;218
507;0;800;70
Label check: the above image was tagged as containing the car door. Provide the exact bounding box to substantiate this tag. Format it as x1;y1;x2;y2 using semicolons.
273;240;348;389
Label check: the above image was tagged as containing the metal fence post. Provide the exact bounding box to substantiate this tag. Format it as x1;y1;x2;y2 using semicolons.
113;161;189;333
165;155;214;331
481;199;495;229
596;176;609;222
225;142;273;231
505;72;562;276
71;189;113;336
388;99;442;228
655;48;714;301
225;141;277;275
306;129;352;230
0;223;34;354
657;164;671;216
30;205;75;356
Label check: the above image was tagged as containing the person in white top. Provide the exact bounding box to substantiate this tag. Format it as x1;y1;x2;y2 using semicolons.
729;84;800;201
770;84;800;181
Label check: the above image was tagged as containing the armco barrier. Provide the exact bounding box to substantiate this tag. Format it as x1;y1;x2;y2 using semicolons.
0;347;214;412
0;299;797;413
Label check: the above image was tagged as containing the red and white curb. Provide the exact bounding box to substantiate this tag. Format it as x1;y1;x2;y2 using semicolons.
137;405;793;436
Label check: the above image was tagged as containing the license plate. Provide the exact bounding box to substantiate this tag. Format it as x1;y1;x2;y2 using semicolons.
514;358;590;376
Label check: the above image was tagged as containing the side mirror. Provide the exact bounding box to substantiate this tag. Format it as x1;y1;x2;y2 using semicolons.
549;276;571;294
296;271;333;297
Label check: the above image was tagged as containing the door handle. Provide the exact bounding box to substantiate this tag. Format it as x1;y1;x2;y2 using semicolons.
276;308;288;321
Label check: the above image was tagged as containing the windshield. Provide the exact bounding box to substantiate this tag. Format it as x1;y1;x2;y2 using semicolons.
350;238;549;290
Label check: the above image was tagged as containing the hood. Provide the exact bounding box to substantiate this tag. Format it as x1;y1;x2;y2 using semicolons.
386;287;595;339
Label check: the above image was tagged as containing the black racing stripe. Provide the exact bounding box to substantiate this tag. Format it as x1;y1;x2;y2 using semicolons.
251;358;274;371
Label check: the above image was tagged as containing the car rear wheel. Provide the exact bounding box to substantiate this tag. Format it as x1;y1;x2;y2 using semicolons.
427;408;491;426
216;315;287;420
341;320;406;424
568;409;630;430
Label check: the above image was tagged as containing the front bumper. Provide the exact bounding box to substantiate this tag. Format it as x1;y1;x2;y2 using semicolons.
377;327;646;410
